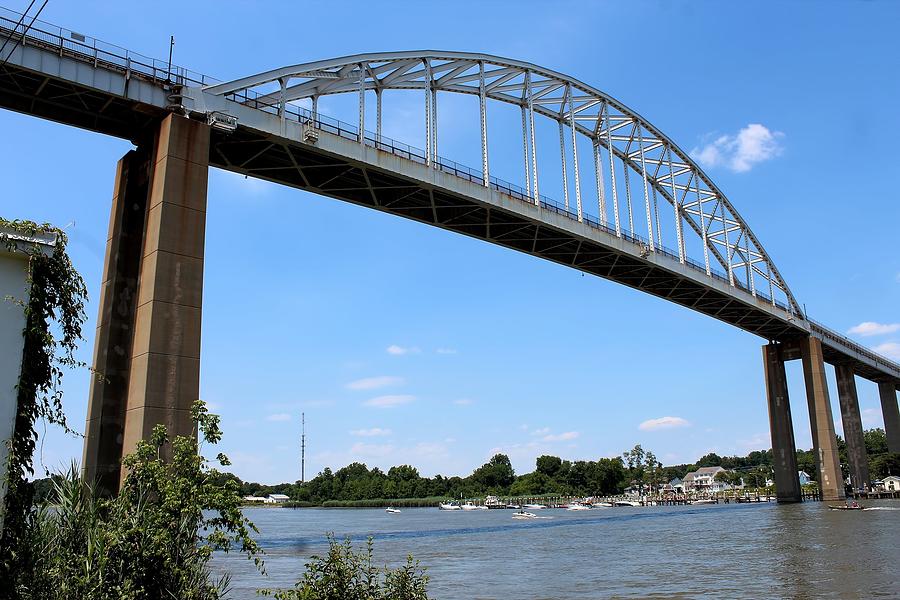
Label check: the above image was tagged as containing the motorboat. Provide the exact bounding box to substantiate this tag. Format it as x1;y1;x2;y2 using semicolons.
484;495;507;509
512;510;538;519
566;503;591;511
523;503;546;510
691;499;717;505
461;501;482;511
829;501;864;511
614;500;641;507
385;507;401;514
591;502;613;508
438;502;461;511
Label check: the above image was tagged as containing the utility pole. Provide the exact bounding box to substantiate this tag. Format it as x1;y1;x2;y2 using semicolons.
300;412;306;484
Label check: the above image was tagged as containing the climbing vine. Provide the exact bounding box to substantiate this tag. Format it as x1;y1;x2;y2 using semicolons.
0;218;87;578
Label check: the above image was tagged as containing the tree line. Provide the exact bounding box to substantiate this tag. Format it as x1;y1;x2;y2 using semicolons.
205;428;898;504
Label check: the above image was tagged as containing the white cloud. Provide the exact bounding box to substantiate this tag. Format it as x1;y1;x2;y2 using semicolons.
861;408;884;428
363;394;416;408
847;322;900;337
387;345;420;355
542;431;580;442
345;375;404;391
690;124;784;173
873;342;900;360
530;427;551;436
453;398;473;406
350;427;392;437
266;413;292;422
436;348;458;355
639;416;691;431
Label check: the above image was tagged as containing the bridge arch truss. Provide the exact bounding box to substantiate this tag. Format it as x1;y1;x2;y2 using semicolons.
205;52;802;316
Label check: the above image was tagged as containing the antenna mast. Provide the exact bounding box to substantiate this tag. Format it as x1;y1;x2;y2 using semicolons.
300;412;306;484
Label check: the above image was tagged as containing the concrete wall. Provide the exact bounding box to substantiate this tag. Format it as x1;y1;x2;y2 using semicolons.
0;250;31;518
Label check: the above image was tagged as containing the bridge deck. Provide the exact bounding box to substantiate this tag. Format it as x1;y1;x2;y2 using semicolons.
1;15;897;387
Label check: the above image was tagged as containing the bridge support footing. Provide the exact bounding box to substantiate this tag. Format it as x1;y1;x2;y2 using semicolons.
800;337;845;502
82;114;209;494
835;365;868;495
763;342;802;503
879;382;900;453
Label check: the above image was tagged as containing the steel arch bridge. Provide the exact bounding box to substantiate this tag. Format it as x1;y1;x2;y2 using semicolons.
201;51;800;316
0;8;898;502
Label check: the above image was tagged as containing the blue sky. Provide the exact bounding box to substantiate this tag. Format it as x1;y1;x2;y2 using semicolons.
3;0;899;484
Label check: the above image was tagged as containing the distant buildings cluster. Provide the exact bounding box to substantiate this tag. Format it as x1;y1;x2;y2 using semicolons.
242;493;290;504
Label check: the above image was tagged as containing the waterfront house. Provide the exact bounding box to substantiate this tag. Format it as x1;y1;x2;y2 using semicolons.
265;493;290;504
798;471;812;485
682;466;726;492
669;477;684;493
243;496;268;503
883;476;900;492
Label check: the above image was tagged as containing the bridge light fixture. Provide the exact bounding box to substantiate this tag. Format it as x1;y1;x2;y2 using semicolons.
207;111;237;133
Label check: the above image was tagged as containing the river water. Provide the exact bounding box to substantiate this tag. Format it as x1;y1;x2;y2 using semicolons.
213;501;900;599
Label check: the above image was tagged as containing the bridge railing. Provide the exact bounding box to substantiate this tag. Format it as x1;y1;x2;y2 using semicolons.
808;319;900;375
0;7;217;87
225;90;792;313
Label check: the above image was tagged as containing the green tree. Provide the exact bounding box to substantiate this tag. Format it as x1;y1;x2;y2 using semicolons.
535;455;562;478
870;453;900;478
864;428;888;456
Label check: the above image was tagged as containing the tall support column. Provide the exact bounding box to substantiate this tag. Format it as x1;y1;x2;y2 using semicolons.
478;61;489;187
83;114;210;494
82;148;152;494
800;337;845;501
763;343;802;503
878;381;900;453
835;365;869;494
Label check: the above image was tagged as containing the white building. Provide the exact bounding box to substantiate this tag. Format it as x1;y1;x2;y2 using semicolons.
682;466;726;492
243;496;268;503
882;476;900;492
0;226;57;532
798;471;812;486
265;493;290;504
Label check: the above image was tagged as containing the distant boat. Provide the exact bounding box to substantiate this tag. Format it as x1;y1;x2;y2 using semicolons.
438;502;461;511
591;502;613;508
829;500;864;511
512;510;538;519
461;501;481;511
566;503;591;511
484;495;507;509
614;500;641;507
523;503;546;510
385;507;401;514
691;499;716;505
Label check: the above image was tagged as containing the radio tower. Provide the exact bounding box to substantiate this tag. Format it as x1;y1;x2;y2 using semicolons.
300;412;306;484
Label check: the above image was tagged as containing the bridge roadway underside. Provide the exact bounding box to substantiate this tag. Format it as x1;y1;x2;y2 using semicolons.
210;125;801;342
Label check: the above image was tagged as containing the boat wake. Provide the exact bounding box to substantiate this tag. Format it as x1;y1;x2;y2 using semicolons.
862;506;900;511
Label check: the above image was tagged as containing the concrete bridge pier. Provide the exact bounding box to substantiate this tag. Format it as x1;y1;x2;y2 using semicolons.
879;382;900;453
763;342;802;502
82;114;209;494
834;365;868;494
799;337;845;502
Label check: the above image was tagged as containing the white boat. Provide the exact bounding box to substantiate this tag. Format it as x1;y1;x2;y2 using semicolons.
385;507;401;514
461;501;481;511
614;500;641;507
438;502;461;511
523;503;546;510
591;502;613;508
691;499;717;505
566;503;591;511
512;510;538;519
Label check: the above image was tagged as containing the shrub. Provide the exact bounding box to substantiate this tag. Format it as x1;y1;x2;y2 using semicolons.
259;534;429;600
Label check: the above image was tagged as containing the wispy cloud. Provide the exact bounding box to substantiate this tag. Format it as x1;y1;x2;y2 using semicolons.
542;431;579;442
639;416;691;431
873;342;900;360
266;413;292;422
350;427;392;437
848;322;900;337
436;348;458;355
453;398;473;406
386;345;420;356
364;394;416;408
861;408;884;428
691;124;784;173
345;375;404;391
530;427;551;436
